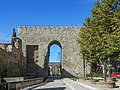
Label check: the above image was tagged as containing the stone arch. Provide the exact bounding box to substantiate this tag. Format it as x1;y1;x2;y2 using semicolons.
48;40;62;49
48;40;62;62
47;40;63;58
45;40;62;76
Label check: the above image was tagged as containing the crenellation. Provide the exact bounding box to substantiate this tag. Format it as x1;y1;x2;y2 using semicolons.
18;25;82;30
60;26;64;30
32;26;36;30
18;24;84;78
27;26;31;30
51;26;55;30
69;25;73;30
65;25;68;30
37;25;41;30
56;25;59;30
22;25;26;30
74;26;77;30
46;26;50;30
41;25;45;30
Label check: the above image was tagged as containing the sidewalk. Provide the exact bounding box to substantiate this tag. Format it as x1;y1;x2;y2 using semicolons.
23;77;98;90
23;77;120;90
74;79;120;90
63;78;100;90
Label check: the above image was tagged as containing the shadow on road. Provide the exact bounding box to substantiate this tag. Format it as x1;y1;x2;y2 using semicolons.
46;76;62;83
26;76;65;90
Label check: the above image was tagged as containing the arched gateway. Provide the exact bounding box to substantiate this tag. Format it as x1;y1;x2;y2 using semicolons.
18;25;83;77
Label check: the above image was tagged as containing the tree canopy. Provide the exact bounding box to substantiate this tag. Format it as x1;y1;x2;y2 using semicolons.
77;0;120;81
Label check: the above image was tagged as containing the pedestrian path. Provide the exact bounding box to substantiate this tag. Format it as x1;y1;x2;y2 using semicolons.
63;78;100;90
23;76;120;90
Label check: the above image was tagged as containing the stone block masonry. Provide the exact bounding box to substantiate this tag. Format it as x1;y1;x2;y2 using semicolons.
18;25;84;78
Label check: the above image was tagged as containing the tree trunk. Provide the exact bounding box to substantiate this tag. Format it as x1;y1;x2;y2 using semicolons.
103;60;107;82
90;64;93;80
107;57;111;78
101;65;104;78
83;53;86;81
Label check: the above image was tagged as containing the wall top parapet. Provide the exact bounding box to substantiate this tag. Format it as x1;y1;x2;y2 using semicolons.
18;25;82;30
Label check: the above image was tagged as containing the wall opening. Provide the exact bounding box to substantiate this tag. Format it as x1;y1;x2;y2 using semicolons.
48;41;62;76
26;45;39;77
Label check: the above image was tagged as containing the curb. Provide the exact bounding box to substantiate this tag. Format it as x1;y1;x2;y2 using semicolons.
67;78;100;90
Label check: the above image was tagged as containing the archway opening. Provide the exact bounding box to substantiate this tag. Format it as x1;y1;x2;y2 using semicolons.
48;41;62;76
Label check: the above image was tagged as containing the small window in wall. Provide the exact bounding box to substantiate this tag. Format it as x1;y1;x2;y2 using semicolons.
26;45;39;76
34;50;39;63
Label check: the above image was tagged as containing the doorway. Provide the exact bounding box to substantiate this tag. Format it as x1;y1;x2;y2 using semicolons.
48;41;62;76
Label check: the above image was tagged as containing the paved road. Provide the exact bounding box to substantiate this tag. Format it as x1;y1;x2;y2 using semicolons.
32;76;71;90
23;76;94;90
23;76;120;90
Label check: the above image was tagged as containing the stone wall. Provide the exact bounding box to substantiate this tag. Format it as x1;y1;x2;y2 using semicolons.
0;38;26;77
18;25;84;77
49;62;61;76
0;48;10;77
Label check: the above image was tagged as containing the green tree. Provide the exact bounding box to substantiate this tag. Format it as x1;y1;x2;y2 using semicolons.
91;0;120;81
77;17;97;80
78;0;120;82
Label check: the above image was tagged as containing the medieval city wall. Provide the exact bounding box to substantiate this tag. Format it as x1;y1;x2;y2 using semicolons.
18;25;84;77
0;43;26;77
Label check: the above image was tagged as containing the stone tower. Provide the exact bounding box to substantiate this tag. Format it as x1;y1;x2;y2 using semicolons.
18;25;83;77
12;28;22;51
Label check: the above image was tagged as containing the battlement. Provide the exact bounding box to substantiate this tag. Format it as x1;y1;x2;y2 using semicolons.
18;25;82;30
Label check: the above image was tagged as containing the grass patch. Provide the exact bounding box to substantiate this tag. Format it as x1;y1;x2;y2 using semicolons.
69;77;76;81
93;77;104;80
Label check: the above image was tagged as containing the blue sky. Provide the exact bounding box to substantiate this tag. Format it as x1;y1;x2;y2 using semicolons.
0;0;96;62
49;44;61;62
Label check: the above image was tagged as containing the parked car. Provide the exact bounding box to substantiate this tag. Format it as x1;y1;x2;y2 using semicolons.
111;72;120;78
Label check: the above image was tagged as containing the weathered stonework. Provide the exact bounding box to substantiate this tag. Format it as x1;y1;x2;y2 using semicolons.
49;62;61;76
18;25;83;77
0;37;26;77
